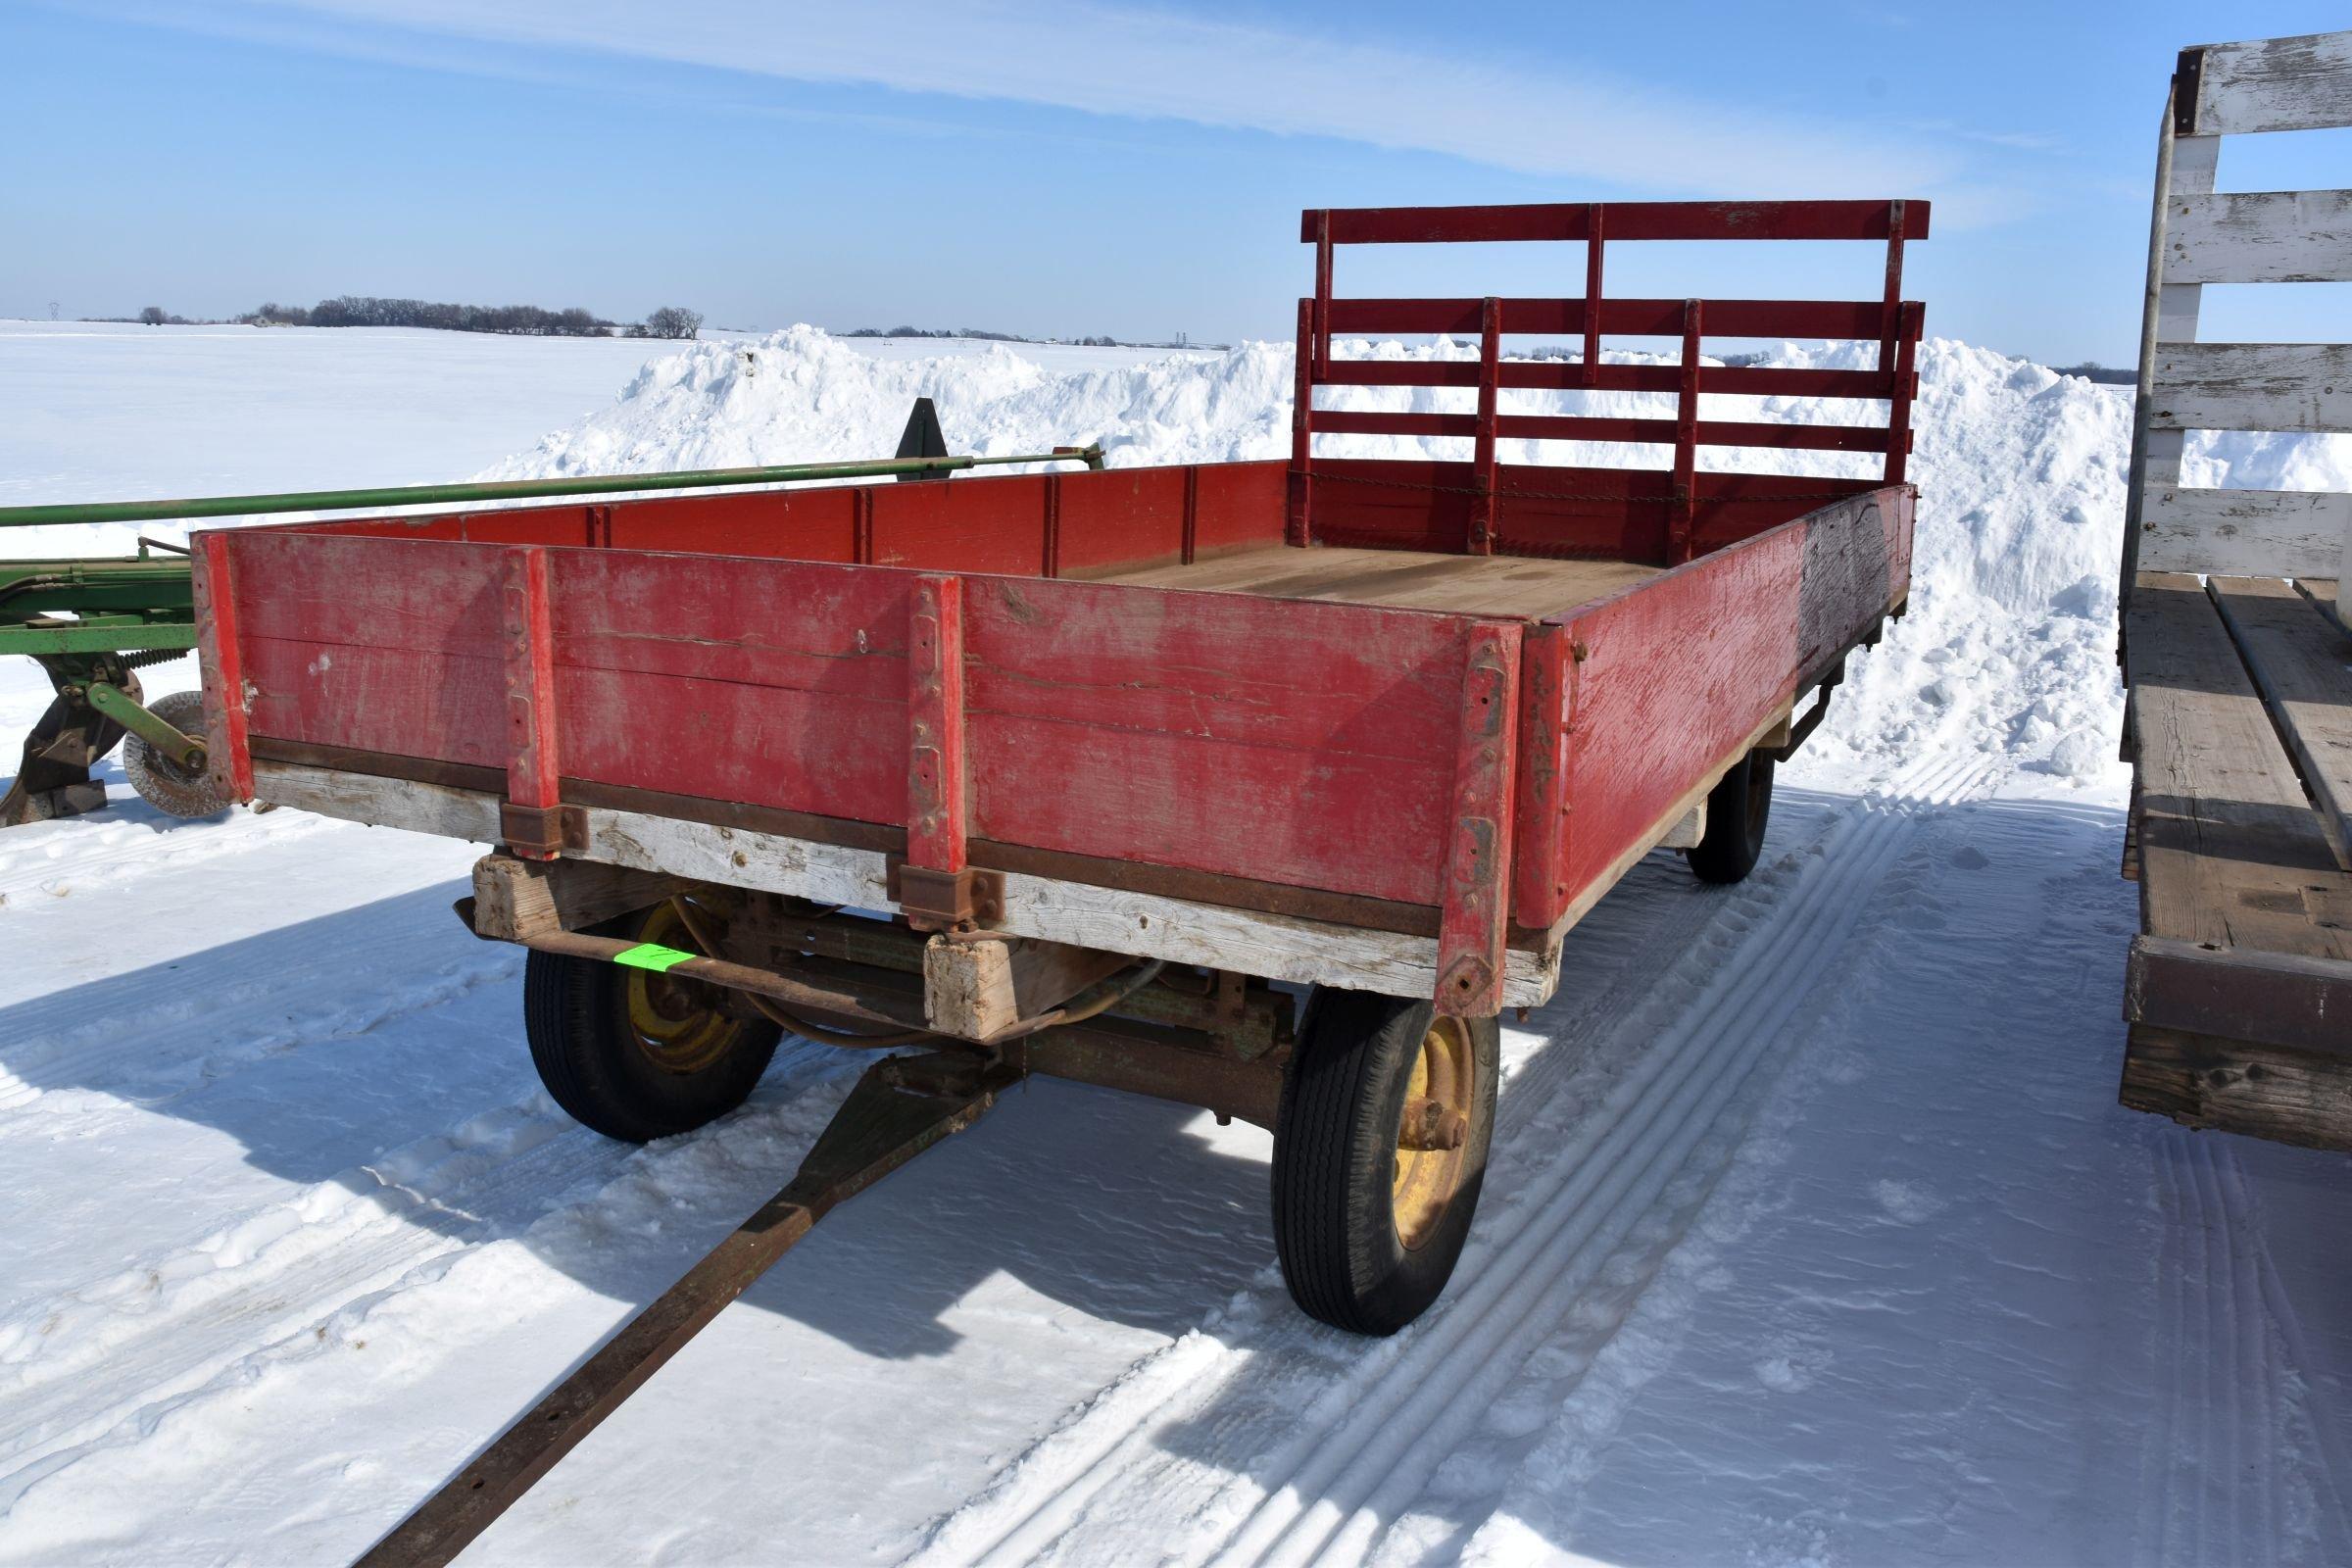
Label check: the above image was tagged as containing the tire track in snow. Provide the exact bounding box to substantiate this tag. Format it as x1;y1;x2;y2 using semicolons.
2146;1128;2345;1567
905;752;1986;1568
0;1041;848;1513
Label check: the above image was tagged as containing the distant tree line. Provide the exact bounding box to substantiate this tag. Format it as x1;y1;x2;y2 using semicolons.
845;324;1222;350
237;297;703;339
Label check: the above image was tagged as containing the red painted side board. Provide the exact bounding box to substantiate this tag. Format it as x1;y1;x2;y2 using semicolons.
1516;488;1911;931
191;530;254;803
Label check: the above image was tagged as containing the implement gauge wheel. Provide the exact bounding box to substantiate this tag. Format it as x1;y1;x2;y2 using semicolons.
123;690;227;819
1271;988;1498;1336
1685;748;1776;885
523;901;782;1143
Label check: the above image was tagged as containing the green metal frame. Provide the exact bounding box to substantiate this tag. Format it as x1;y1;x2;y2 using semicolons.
3;433;1106;825
0;550;196;656
0;444;1105;532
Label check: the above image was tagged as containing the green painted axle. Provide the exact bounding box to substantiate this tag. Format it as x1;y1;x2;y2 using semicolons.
0;444;1107;531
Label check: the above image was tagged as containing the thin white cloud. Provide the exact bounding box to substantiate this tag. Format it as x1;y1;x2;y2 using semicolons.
204;0;1965;199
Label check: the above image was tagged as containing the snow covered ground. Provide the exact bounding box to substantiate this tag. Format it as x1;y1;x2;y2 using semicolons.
1;323;2348;1566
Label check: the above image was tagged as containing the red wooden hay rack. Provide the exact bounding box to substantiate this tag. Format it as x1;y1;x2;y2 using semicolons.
1288;199;1930;564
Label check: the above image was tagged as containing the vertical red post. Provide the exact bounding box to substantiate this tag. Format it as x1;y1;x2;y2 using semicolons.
1289;296;1316;547
1435;620;1523;1018
1042;473;1062;578
1886;301;1922;487
501;546;562;859
1582;203;1606;389
854;488;874;564
906;574;966;876
191;530;254;805
1878;198;1907;385
1469;296;1502;555
1509;622;1571;933
1669;299;1703;564
1311;208;1334;380
1181;464;1200;565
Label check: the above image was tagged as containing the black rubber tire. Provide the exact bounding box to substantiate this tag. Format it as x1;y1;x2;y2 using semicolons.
522;911;782;1144
1271;988;1499;1336
1685;748;1775;885
123;690;228;819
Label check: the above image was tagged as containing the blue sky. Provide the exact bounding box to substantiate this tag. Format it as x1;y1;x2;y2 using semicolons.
4;1;2348;365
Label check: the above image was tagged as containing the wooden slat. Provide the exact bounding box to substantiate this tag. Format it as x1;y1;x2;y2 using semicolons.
2149;342;2352;433
2124;573;2352;959
1316;361;1901;400
2187;29;2352;136
2121;1023;2352;1152
2128;934;2352;1056
1314;409;1893;454
1305;200;1931;246
2209;575;2352;865
2137;486;2352;577
249;760;1569;1008
1323;297;1913;341
2165;189;2352;283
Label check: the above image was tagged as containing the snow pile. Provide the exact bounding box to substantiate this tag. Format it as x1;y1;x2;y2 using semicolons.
490;325;2339;786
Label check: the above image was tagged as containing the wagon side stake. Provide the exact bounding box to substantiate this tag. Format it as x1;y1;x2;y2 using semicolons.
354;1059;1007;1568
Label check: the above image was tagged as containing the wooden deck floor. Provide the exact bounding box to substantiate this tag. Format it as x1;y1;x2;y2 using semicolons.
1091;547;1659;619
2120;571;2352;1150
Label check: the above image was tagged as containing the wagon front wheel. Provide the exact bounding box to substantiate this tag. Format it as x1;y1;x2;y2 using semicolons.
523;902;782;1143
1271;989;1498;1335
1685;747;1775;884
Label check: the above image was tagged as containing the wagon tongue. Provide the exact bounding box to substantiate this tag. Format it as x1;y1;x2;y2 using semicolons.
355;1057;1008;1568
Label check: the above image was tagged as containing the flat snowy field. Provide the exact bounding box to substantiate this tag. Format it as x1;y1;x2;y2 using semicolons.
1;321;2347;1567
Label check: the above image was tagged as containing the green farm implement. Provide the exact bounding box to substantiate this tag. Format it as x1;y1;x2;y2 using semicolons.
0;399;1100;827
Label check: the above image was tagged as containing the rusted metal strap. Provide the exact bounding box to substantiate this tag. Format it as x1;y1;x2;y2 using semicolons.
1434;621;1524;1016
500;547;564;861
355;1063;1003;1568
902;573;969;931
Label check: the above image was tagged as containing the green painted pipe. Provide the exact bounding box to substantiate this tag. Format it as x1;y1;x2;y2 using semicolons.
0;443;1108;530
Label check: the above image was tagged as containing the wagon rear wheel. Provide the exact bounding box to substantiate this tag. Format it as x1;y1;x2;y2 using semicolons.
523;901;782;1143
1685;747;1775;884
1271;989;1498;1336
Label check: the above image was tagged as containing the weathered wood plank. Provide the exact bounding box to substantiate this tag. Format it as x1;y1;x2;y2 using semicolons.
2127;933;2352;1055
2137;486;2352;577
2165;188;2352;284
921;934;1130;1041
470;853;688;942
2188;29;2352;137
2149;342;2352;434
253;760;501;842
2209;575;2352;865
253;760;1563;1006
2120;1024;2352;1153
2125;573;2352;960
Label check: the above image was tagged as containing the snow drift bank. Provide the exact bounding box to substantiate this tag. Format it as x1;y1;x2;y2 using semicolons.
490;325;2350;787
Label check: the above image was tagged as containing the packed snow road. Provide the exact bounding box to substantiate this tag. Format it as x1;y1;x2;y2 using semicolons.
2;323;2348;1566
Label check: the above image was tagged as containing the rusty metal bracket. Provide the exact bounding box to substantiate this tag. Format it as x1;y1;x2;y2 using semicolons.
888;858;1003;932
499;800;584;858
2173;46;2206;136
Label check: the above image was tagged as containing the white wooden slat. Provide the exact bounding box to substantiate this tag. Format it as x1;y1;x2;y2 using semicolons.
2165;189;2352;284
249;760;1566;1008
2144;137;2217;495
2191;29;2352;136
2150;342;2352;433
2136;487;2352;577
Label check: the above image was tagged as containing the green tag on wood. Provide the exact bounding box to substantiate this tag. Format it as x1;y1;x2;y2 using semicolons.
612;942;697;973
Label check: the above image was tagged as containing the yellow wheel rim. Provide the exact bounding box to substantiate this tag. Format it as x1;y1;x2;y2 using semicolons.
1392;1017;1475;1250
621;903;746;1075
